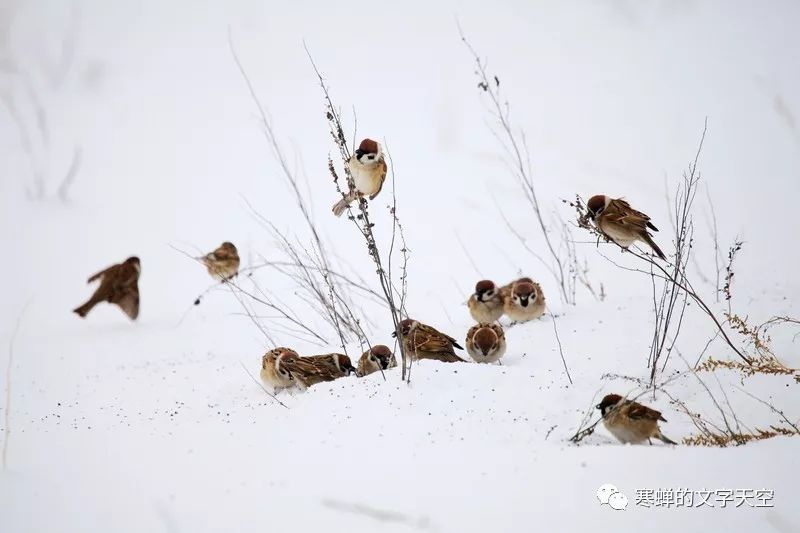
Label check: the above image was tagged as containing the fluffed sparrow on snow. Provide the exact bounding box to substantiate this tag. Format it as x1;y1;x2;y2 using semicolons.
261;347;300;390
201;241;240;281
586;195;666;260
73;256;141;320
331;138;387;217
468;280;504;323
392;318;466;363
597;393;677;445
465;323;506;364
356;345;397;377
284;353;357;388
502;279;545;322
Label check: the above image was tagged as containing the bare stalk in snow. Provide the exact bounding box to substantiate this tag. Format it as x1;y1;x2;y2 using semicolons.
458;24;596;305
572;121;751;377
304;46;411;380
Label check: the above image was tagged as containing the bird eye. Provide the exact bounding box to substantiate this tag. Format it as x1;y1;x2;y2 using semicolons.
370;355;377;362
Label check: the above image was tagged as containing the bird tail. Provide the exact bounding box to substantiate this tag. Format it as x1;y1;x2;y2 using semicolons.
331;193;355;217
658;432;678;445
642;233;666;260
73;296;101;318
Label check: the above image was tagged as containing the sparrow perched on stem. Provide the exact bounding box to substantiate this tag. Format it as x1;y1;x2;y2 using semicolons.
586;195;666;260
597;393;677;445
468;280;504;323
502;278;545;322
392;318;466;363
356;345;397;377
73;256;141;320
332;138;387;217
200;241;240;281
465;323;506;364
261;347;300;391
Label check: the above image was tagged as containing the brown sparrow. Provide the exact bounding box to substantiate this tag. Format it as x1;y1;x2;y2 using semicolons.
356;345;397;377
73;256;141;320
465;323;506;364
201;241;240;281
502;279;545;322
286;353;356;387
332;138;387;217
392;318;466;363
468;280;504;323
260;347;300;390
586;195;666;260
597;393;677;445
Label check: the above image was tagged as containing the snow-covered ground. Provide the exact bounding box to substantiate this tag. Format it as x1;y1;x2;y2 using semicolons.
2;1;799;532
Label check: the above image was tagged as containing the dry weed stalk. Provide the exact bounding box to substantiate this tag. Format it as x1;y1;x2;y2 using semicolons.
571;123;751;377
304;47;411;380
228;33;377;354
1;5;83;201
458;24;597;305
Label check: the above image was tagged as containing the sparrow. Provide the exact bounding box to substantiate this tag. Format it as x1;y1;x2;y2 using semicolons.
332;138;387;217
73;256;141;320
201;241;240;281
502;279;545;322
356;345;397;377
285;353;356;388
468;280;504;323
465;323;506;364
586;195;666;260
260;347;300;391
392;318;466;363
596;393;677;445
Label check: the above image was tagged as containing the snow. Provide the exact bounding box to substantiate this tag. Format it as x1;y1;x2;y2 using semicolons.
1;1;799;532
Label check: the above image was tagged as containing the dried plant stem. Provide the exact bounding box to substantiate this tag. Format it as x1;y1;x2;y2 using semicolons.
3;303;28;469
548;312;572;385
239;361;289;409
304;44;410;379
458;23;586;305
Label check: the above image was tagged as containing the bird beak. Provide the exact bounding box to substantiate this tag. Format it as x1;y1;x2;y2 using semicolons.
391;331;397;338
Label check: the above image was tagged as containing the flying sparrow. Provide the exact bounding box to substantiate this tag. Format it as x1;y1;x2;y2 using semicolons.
285;353;357;387
586;195;666;260
597;393;677;445
392;318;466;363
201;241;240;281
356;345;397;377
73;256;141;320
260;347;300;391
465;323;506;364
468;280;504;323
331;138;387;217
502;279;545;322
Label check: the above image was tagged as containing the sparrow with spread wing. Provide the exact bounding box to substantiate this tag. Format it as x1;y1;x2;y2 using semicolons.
586;195;666;260
392;318;466;363
73;256;141;320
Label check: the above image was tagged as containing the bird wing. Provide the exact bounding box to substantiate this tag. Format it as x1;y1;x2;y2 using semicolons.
626;400;666;422
412;325;462;353
607;198;658;233
280;356;329;386
368;159;388;200
87;263;119;284
111;283;140;320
